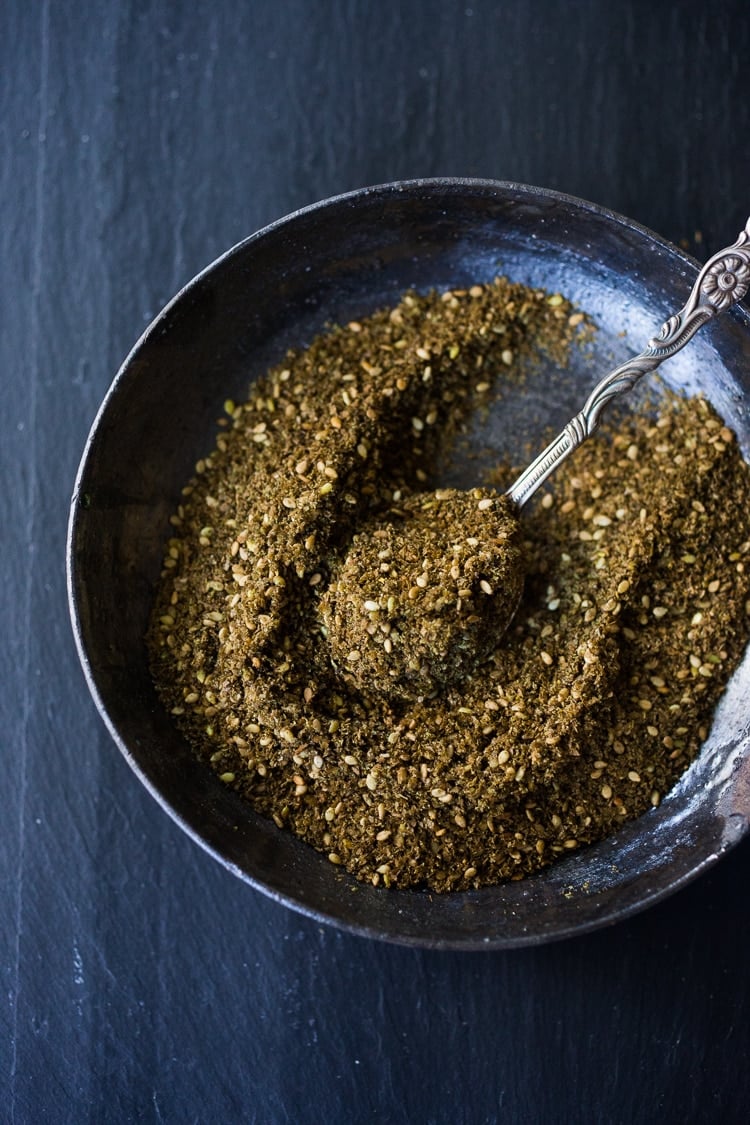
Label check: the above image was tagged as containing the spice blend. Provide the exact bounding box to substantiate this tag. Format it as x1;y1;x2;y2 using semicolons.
148;280;750;891
319;488;525;700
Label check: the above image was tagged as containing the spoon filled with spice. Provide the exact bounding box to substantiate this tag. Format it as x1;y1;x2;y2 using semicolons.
321;219;750;699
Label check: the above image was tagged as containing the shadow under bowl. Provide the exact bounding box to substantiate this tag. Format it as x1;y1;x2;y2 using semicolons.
67;178;750;949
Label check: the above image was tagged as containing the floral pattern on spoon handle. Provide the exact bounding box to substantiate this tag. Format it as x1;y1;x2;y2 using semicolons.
507;218;750;510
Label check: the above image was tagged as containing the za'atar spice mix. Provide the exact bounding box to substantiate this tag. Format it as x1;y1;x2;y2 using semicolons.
148;280;750;891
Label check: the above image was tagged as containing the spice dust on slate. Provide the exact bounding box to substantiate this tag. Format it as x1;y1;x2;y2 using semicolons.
148;280;750;891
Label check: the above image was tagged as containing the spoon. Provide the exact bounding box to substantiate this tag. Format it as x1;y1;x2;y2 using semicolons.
506;217;750;509
324;220;750;700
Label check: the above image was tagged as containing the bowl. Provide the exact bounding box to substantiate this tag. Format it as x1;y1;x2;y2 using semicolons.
67;179;750;949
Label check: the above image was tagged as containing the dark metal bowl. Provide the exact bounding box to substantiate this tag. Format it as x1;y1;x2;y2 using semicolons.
67;179;750;949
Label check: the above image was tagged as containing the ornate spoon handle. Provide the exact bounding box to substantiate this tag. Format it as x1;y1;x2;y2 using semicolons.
506;218;750;510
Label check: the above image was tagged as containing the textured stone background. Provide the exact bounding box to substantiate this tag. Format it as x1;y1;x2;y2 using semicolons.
3;2;750;1120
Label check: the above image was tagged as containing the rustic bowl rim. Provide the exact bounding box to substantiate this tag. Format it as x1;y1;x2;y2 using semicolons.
67;177;750;949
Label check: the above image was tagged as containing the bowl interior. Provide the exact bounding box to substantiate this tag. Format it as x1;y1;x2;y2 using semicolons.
68;180;750;948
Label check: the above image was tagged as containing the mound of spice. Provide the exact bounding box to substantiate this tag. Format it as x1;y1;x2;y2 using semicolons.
319;489;524;700
148;280;750;892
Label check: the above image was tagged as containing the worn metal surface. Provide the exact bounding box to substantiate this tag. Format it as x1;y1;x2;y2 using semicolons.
68;180;750;950
507;217;750;507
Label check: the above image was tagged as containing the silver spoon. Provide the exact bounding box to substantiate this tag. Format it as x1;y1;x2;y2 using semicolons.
325;221;750;697
506;218;750;510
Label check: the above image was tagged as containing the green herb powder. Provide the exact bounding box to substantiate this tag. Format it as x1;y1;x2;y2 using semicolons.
148;280;750;891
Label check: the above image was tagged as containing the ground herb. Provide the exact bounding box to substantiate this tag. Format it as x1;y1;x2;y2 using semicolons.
148;280;750;892
319;489;524;700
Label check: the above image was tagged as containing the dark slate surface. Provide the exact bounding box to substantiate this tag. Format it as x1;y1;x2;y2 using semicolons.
3;2;750;1121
